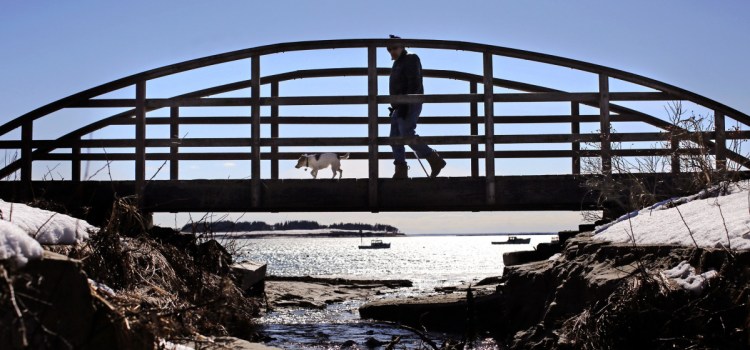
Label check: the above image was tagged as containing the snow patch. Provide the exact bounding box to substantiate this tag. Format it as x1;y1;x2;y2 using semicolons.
0;199;96;245
0;220;43;267
660;261;718;294
88;278;116;296
548;253;562;261
158;339;194;350
594;183;750;250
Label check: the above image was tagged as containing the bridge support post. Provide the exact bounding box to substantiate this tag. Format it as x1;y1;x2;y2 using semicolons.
251;55;262;208
21;120;33;185
170;106;179;180
271;82;280;180
72;139;81;183
470;83;479;178
571;102;581;175
482;52;496;205
598;75;612;176
670;137;680;174
135;81;146;205
367;45;379;210
715;110;726;171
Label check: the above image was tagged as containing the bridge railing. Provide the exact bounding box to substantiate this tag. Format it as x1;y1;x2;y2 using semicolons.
1;39;749;210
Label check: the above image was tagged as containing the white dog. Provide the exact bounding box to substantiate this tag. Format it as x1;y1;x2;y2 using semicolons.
295;153;350;179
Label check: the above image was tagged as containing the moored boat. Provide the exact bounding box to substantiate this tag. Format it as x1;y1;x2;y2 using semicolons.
359;239;391;249
492;236;531;245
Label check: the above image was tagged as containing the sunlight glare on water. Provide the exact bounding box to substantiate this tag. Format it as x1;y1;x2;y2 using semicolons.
239;234;554;290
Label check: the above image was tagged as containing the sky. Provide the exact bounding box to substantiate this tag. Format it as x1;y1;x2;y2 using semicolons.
1;1;749;233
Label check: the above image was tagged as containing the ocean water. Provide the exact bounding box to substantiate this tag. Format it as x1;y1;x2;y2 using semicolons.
238;234;555;290
237;234;555;349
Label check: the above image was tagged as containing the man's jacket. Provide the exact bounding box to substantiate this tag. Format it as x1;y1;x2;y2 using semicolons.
389;50;424;114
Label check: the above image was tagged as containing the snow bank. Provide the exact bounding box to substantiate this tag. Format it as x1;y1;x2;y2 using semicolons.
0;220;43;267
594;184;750;250
660;261;718;294
0;199;96;244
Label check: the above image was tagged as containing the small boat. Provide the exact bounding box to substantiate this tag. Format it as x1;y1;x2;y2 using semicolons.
359;239;391;249
492;236;531;245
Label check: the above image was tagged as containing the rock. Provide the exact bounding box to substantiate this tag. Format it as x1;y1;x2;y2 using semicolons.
364;337;387;347
325;297;344;304
475;276;503;286
0;251;151;349
194;336;282;349
278;293;303;300
359;291;502;332
275;300;326;309
503;243;562;267
232;260;267;296
434;286;457;293
267;275;412;288
341;339;357;348
316;331;329;339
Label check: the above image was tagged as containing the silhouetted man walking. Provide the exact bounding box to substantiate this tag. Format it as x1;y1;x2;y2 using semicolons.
387;35;446;179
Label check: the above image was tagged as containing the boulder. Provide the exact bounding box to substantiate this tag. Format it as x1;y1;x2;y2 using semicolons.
232;260;267;296
359;291;502;332
0;251;150;349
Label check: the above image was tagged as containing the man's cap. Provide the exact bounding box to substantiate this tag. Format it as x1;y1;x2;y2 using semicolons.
387;35;404;49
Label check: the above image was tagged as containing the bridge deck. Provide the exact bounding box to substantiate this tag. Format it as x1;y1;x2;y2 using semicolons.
0;175;600;215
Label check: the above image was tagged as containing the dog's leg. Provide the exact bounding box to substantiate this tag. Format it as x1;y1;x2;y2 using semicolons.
338;168;343;179
311;169;318;179
331;161;341;179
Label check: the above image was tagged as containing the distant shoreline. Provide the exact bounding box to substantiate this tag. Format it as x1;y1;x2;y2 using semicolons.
206;231;556;238
210;231;405;239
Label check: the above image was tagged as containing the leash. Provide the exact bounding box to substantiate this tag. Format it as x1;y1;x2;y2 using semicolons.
412;151;430;177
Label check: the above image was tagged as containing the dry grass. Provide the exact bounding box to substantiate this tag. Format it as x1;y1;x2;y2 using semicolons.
65;196;261;342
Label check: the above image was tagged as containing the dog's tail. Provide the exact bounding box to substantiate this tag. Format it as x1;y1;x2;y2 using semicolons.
338;152;350;160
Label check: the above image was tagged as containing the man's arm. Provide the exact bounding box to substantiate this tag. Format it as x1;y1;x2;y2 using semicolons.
403;54;422;95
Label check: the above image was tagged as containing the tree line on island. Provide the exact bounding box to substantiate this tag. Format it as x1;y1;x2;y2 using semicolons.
181;220;400;233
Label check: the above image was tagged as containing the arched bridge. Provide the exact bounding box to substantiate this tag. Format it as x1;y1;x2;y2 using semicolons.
1;39;749;221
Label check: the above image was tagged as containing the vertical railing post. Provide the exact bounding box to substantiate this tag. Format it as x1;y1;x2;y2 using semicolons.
470;83;479;178
714;110;726;171
671;136;680;174
72;138;81;183
135;81;147;204
21;120;33;184
169;106;179;180
271;81;280;180
482;52;496;205
367;45;379;210
251;55;262;208
598;74;612;175
571;102;581;175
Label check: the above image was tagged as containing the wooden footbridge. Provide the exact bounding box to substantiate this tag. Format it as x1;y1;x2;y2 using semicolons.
1;39;748;222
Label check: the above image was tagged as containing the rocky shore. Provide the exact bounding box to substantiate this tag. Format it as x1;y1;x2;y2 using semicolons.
5;192;750;349
358;232;750;349
264;276;412;310
0;198;272;349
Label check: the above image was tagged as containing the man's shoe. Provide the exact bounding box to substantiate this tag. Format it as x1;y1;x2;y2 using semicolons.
426;152;446;178
393;163;409;179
